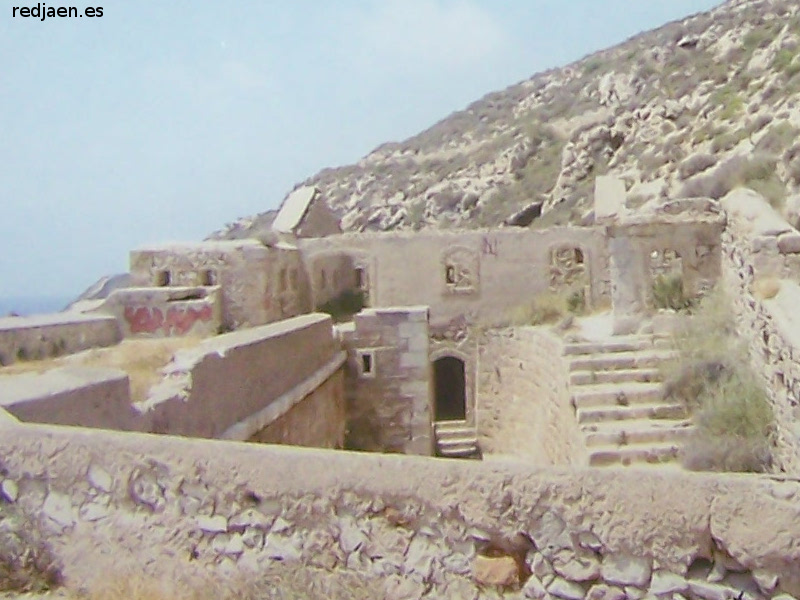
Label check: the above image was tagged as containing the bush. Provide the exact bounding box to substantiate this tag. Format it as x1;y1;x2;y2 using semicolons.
316;290;365;323
0;507;63;594
652;272;692;311
678;154;717;181
663;289;775;473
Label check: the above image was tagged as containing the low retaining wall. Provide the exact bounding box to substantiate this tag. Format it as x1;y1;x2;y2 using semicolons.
1;421;800;597
102;286;222;338
478;327;587;465
0;367;136;431
721;189;800;474
136;313;346;445
0;312;121;366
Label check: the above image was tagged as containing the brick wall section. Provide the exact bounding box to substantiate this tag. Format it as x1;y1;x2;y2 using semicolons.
0;313;121;367
248;370;345;448
340;307;433;455
138;313;344;442
478;327;587;466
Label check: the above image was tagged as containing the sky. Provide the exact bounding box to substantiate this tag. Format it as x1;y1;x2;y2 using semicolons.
0;0;722;304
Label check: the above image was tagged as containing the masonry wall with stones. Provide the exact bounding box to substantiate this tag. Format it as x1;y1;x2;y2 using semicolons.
128;240;311;331
0;366;137;431
720;189;800;474
305;252;359;310
0;312;121;367
2;420;800;599
101;286;222;338
137;313;346;447
339;307;433;455
477;327;588;466
299;227;611;328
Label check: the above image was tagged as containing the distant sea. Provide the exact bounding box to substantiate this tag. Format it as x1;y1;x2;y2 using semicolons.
0;296;73;317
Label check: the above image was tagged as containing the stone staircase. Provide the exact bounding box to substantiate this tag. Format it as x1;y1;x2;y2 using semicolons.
433;420;480;459
565;335;693;467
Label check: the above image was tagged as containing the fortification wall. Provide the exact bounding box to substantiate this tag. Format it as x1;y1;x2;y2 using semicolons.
129;241;311;330
300;227;610;328
720;189;800;474
2;421;800;597
101;286;222;338
0;312;121;366
0;366;137;431
339;307;432;455
137;313;345;445
478;327;587;466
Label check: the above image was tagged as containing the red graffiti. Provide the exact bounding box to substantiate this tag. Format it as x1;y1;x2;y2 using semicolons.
124;304;213;336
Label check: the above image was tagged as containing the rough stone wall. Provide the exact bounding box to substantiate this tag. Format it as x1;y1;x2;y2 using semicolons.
720;190;800;474
478;327;588;466
137;314;344;443
248;370;345;449
305;252;358;310
0;367;137;431
0;313;121;367
340;307;433;455
129;241;311;331
295;195;342;239
299;227;611;328
2;421;800;598
101;286;222;338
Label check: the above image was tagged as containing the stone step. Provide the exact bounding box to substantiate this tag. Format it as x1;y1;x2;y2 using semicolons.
568;350;677;373
434;421;476;440
571;382;664;409
437;439;479;458
576;402;687;425
581;418;694;447
570;368;662;386
563;336;657;356
588;442;683;467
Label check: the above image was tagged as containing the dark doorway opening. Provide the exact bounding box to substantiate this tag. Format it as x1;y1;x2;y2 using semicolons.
434;356;466;421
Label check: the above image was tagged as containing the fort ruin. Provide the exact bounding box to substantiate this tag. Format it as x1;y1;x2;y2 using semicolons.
3;179;800;597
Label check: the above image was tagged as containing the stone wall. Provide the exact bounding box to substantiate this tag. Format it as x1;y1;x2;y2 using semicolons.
0;366;137;431
720;189;800;474
0;312;121;367
2;421;800;598
300;227;610;328
101;286;222;338
478;327;588;466
339;307;433;455
129;240;311;331
247;370;345;449
137;313;345;445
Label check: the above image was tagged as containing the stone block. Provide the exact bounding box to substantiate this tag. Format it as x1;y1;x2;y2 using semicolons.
473;554;519;587
778;232;800;254
400;351;428;369
601;554;651;587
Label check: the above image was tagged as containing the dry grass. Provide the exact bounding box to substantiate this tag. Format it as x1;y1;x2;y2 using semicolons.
663;288;774;472
2;339;202;403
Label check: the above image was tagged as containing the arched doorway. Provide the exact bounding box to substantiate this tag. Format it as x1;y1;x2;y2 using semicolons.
434;356;466;421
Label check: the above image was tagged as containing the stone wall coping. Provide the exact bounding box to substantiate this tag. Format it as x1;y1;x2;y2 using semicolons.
0;312;118;332
0;366;129;406
132;239;265;252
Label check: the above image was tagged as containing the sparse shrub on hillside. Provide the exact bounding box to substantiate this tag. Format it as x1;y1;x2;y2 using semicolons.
679;154;784;206
663;289;774;473
710;127;749;153
742;27;774;53
503;287;587;327
711;85;744;121
755;122;799;155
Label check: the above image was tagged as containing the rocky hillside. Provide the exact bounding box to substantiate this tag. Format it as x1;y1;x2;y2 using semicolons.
215;0;800;238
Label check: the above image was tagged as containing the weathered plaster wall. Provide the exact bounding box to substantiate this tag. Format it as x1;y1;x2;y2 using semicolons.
478;327;588;466
0;367;137;431
300;227;610;328
137;313;345;444
101;286;222;338
339;307;433;455
0;313;121;367
2;421;800;598
247;370;345;449
129;240;311;331
305;252;358;310
720;189;800;474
